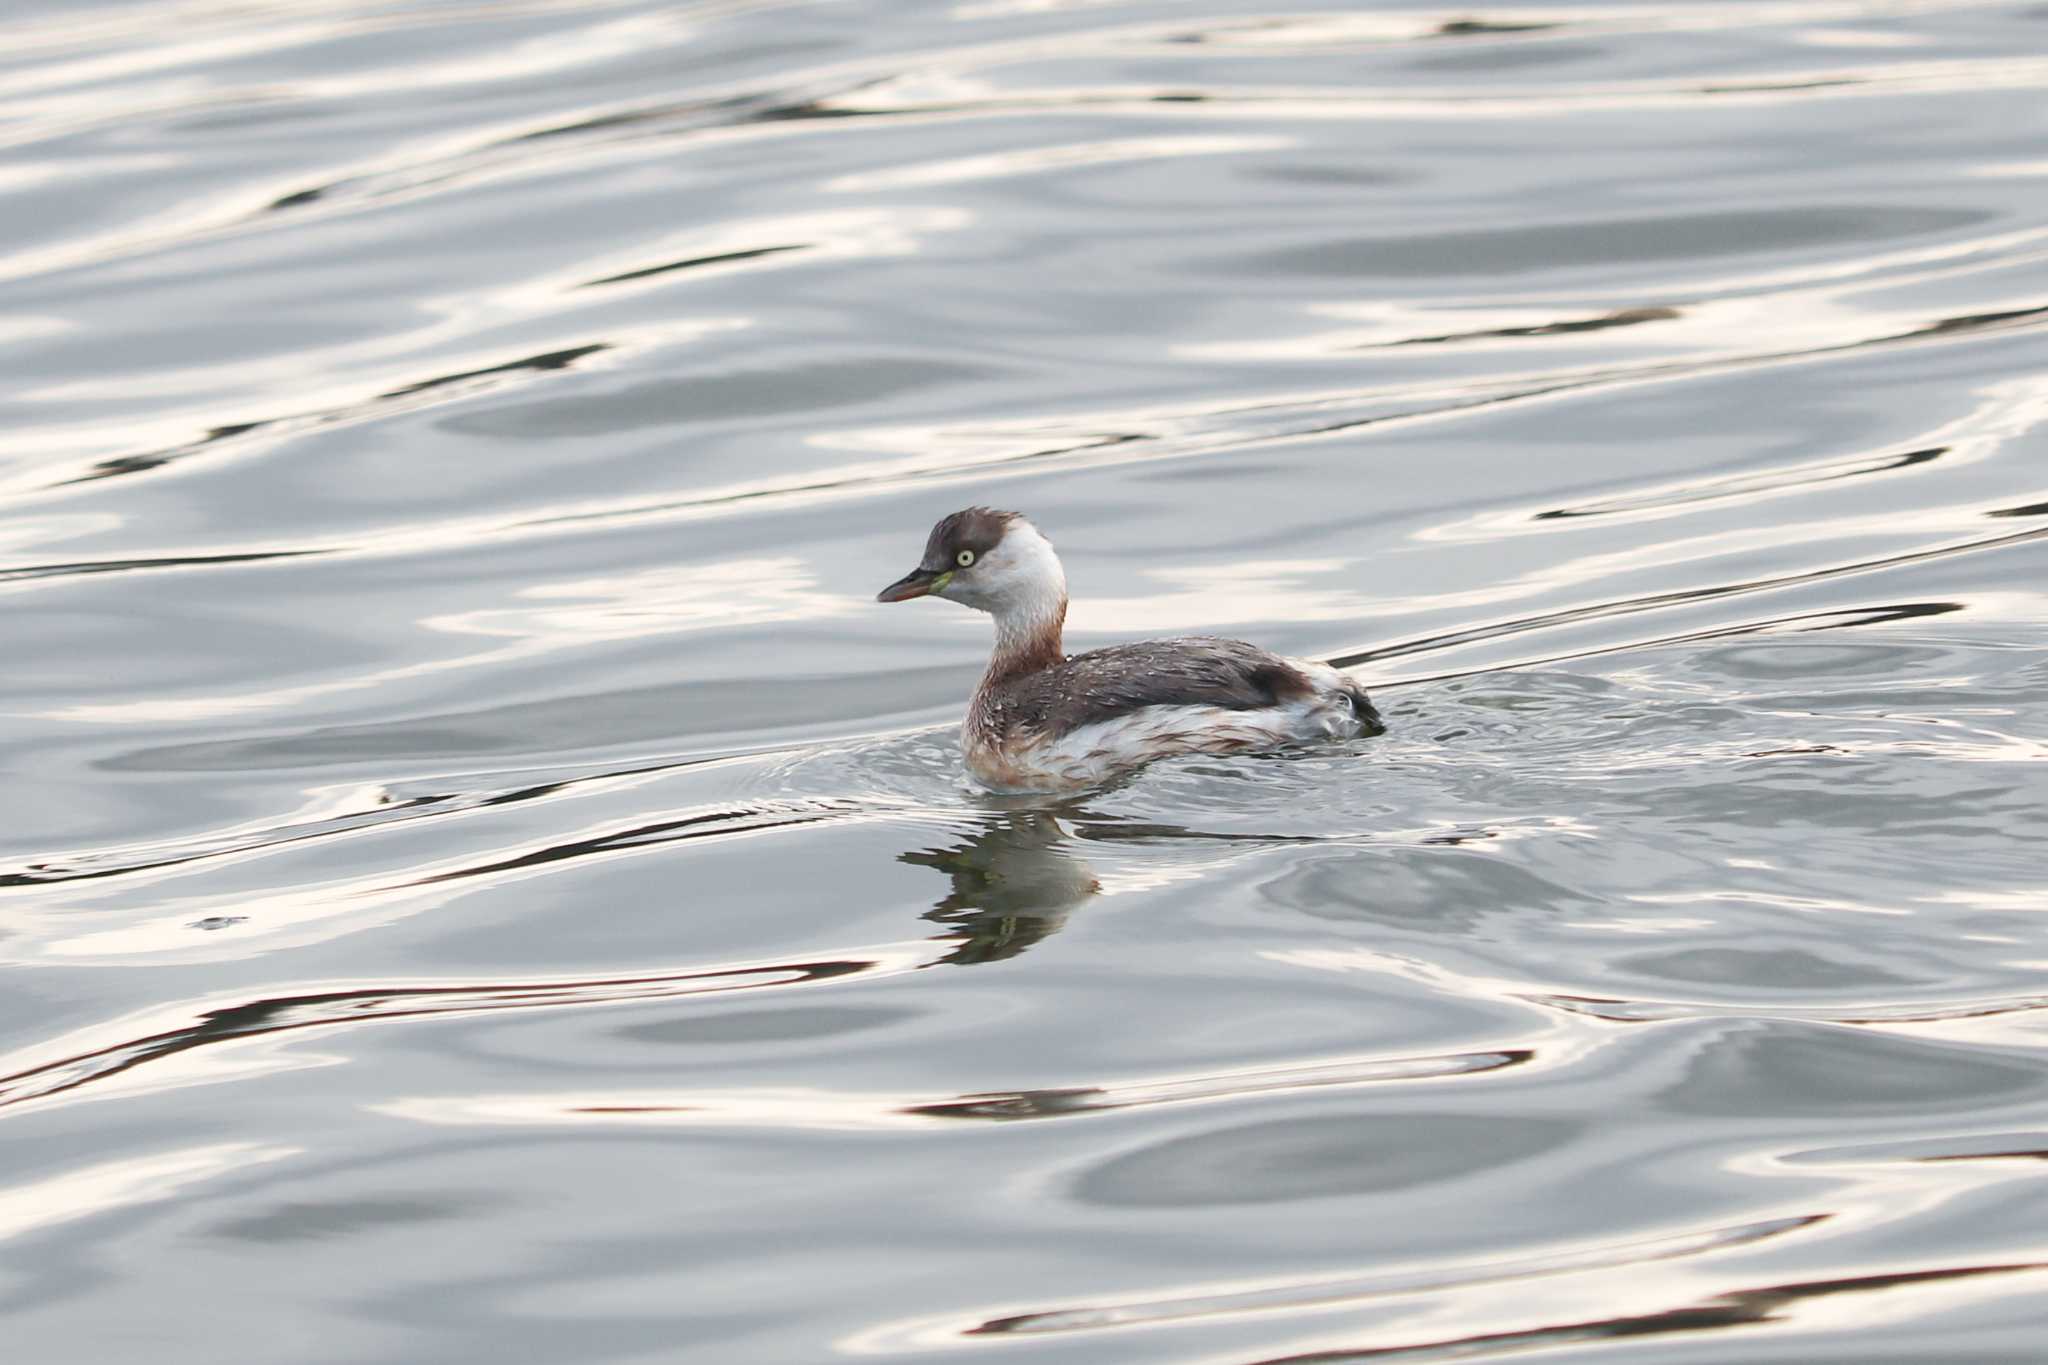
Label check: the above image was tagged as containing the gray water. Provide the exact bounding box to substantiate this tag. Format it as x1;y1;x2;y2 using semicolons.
5;1;2048;1360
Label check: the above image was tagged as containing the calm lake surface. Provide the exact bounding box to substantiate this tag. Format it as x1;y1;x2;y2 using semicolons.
5;1;2048;1360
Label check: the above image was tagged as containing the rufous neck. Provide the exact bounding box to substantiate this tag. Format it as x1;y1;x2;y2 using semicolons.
985;594;1066;684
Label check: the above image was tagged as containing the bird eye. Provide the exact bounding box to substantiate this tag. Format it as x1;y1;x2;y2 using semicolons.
955;549;975;567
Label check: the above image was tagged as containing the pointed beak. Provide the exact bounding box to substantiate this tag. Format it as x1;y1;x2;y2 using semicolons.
877;567;950;603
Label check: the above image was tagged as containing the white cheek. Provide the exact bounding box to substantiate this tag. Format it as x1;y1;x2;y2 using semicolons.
975;557;1028;595
975;528;1066;605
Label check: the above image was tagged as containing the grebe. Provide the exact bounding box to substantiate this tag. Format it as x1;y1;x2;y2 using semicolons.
877;508;1383;792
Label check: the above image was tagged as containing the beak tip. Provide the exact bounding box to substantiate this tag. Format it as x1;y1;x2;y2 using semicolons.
878;567;947;604
877;576;930;604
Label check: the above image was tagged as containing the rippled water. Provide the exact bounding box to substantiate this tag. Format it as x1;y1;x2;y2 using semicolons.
6;1;2048;1359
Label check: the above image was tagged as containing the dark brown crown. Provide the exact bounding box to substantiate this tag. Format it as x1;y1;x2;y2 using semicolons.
919;507;1022;571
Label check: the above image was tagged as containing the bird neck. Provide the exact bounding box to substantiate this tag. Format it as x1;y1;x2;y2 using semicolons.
985;590;1067;685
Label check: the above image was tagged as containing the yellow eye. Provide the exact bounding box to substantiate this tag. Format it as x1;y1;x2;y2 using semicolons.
955;549;975;567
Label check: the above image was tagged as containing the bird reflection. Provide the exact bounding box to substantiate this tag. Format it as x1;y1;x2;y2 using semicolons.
899;798;1377;965
899;807;1100;966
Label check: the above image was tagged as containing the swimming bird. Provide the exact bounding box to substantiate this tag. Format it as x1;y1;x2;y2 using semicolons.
877;508;1382;792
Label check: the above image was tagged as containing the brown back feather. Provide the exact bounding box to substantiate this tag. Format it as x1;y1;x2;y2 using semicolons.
979;637;1314;740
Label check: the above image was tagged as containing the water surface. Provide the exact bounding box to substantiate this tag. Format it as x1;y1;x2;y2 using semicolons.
4;1;2048;1361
